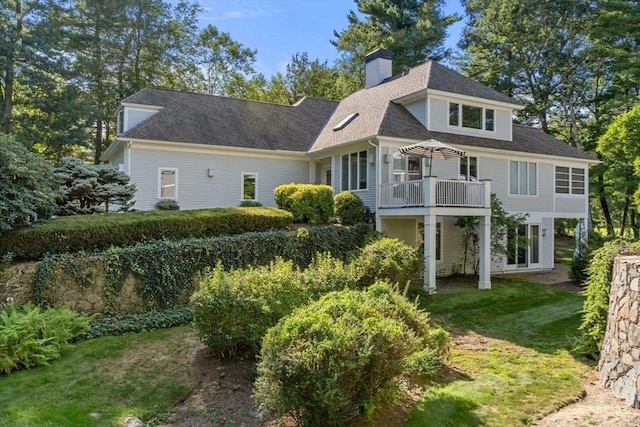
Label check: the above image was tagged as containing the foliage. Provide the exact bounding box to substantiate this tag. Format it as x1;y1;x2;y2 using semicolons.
1;207;293;260
568;232;611;283
454;193;528;274
0;303;89;374
0;134;60;235
83;306;193;340
32;224;369;312
239;200;262;207
155;198;179;210
274;183;334;224
54;157;136;215
579;239;640;358
191;254;358;356
353;237;421;289
332;0;459;90
254;282;450;426
334;191;365;225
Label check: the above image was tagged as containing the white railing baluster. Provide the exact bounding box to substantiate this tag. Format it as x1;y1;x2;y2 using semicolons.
378;179;487;208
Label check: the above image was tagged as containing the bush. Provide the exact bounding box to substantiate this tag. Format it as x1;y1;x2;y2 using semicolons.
191;254;358;356
569;232;611;283
334;191;365;225
579;239;640;357
83;305;193;340
239;200;263;207
274;183;334;224
254;283;450;426
0;303;89;374
155;199;179;210
1;207;293;260
353;237;422;288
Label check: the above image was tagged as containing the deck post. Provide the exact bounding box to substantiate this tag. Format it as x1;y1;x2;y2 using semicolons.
423;211;437;293
478;214;491;289
481;179;492;208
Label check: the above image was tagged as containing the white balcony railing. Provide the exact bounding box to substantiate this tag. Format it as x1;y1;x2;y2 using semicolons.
379;178;490;209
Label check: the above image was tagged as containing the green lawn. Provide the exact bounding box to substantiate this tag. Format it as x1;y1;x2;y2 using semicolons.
407;280;590;426
0;280;591;426
0;326;196;426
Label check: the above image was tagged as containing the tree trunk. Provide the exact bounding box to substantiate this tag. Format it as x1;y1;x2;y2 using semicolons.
620;195;630;238
598;173;614;236
631;209;639;239
2;1;23;134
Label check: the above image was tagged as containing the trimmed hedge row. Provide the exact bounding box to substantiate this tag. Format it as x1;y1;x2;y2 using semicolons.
34;224;371;312
1;207;293;260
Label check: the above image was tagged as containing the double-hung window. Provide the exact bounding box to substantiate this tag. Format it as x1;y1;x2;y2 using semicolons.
460;156;478;181
341;151;367;190
509;161;537;195
158;168;178;199
555;166;585;195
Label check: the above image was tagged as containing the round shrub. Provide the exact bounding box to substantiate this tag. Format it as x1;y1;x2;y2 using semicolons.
274;183;334;224
254;282;449;426
334;191;365;225
354;237;421;288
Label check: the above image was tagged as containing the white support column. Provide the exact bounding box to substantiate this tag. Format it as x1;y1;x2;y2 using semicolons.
478;214;491;290
423;211;437;293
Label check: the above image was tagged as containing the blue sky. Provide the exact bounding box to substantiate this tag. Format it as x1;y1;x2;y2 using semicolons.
190;0;466;77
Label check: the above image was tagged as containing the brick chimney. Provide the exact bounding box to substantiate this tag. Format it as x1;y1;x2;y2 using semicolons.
364;48;393;89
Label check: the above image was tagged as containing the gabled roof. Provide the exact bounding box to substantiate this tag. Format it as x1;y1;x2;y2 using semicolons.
118;87;338;152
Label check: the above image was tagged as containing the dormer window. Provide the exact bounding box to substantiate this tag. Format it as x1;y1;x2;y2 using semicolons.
449;102;495;132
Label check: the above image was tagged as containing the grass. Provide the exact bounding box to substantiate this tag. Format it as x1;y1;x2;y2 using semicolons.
406;280;590;426
0;326;197;426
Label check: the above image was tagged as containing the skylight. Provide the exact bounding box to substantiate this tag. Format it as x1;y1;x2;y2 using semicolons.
333;112;359;131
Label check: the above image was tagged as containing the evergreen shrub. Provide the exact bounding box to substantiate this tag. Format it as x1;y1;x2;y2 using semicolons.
353;237;421;289
254;283;450;426
84;305;193;339
1;207;293;260
274;183;334;224
191;254;358;356
0;303;89;374
334;191;365;225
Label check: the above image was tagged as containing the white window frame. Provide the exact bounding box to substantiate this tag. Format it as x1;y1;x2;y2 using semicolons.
508;161;537;196
117;109;125;134
555;166;585;195
158;167;178;200
448;102;496;132
341;150;368;191
241;172;258;201
459;156;479;181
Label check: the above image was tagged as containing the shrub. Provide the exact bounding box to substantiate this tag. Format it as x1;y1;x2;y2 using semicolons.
83;305;193;340
353;237;421;288
155;199;179;210
274;183;334;224
191;254;359;356
0;303;89;374
569;232;611;283
239;200;262;207
334;191;365;225
579;239;640;357
254;282;450;426
33;224;369;312
1;207;293;260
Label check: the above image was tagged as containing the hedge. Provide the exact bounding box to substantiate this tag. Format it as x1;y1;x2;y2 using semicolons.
0;207;293;260
33;224;370;312
334;191;365;225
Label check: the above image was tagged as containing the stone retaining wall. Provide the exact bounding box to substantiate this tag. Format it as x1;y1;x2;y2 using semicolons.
599;255;640;407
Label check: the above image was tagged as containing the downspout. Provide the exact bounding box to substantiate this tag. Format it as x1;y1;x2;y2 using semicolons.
126;141;132;176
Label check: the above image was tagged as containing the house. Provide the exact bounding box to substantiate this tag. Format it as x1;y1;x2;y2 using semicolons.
102;48;595;291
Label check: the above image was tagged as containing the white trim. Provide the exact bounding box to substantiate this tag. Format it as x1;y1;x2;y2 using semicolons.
447;101;497;134
158;167;178;200
428;89;524;110
508;160;538;196
241;172;258;201
554;165;586;196
340;150;369;191
121;138;309;161
120;102;164;110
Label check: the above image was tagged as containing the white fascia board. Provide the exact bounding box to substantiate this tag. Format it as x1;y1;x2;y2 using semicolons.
428;89;525;111
393;89;428;105
307;135;379;158
127;138;310;161
452;143;598;165
120;102;164;110
101;139;124;161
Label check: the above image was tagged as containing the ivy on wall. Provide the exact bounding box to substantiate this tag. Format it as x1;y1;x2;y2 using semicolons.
32;224;371;313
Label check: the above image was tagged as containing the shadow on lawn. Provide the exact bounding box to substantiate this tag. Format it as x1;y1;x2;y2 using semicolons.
406;389;484;426
417;277;586;356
